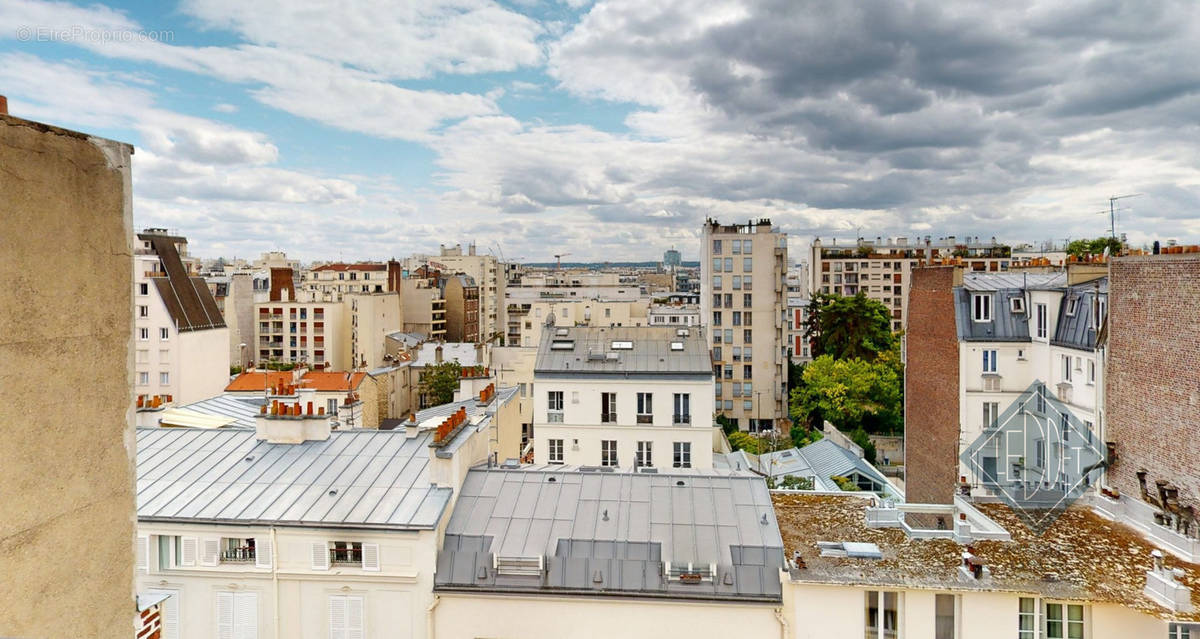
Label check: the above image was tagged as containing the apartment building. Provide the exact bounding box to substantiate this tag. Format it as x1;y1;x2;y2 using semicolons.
648;302;700;328
134;229;231;405
400;276;447;339
442;273;479;342
432;243;507;342
206;270;269;367
811;236;1013;331
701;218;789;431
254;270;346;370
507;270;644;303
532;326;715;469
301;262;388;301
506;298;649;347
134;386;512;639
347;292;403;369
787;296;811;364
1;103;137;637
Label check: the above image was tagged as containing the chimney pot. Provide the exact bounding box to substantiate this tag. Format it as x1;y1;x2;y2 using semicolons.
0;95;7;115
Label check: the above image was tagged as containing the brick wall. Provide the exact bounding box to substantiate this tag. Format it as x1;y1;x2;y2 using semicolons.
1106;255;1200;506
904;266;961;507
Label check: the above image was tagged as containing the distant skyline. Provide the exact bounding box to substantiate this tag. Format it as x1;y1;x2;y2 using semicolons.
2;0;1198;262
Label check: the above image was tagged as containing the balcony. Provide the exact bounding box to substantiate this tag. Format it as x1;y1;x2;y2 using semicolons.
636;414;653;424
601;413;617;424
221;547;256;563
547;412;564;423
673;414;692;425
330;546;362;565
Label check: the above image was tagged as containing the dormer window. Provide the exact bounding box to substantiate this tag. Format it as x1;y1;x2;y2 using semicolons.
1010;297;1025;313
1065;297;1079;316
972;294;992;322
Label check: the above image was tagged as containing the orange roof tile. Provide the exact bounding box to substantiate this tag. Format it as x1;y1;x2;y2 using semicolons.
225;371;292;392
300;371;367;391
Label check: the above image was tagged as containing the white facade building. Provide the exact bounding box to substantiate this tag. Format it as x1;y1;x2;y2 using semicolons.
532;326;715;469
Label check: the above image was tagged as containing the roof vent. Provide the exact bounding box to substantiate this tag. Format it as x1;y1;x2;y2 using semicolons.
547;476;557;482
676;328;689;337
675;480;686;487
501;458;520;469
817;541;882;559
610;340;633;350
638;467;658;474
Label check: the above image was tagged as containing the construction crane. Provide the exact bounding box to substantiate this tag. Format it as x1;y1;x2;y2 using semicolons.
554;253;571;270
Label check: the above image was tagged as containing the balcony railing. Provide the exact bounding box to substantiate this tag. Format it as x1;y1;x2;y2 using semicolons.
330;547;362;565
221;547;256;562
636;414;653;424
673;414;692;425
547;412;564;423
601;413;617;424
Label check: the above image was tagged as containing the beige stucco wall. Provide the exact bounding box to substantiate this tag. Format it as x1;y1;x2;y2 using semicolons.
432;592;781;638
0;115;135;638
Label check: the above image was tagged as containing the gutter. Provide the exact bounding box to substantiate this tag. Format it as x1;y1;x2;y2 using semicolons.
271;526;280;639
775;607;789;639
426;594;440;639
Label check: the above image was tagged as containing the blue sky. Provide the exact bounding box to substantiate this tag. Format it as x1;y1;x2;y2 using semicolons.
2;0;1198;263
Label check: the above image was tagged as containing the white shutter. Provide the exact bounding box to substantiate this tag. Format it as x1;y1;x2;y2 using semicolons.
347;596;364;639
311;542;330;571
217;592;234;639
255;537;272;569
136;535;149;571
234;592;258;639
148;589;179;639
361;543;380;571
201;538;220;566
329;595;347;639
180;537;197;567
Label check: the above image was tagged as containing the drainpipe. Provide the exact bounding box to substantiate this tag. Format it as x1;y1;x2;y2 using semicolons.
426;594;440;639
271;526;280;639
774;607;789;639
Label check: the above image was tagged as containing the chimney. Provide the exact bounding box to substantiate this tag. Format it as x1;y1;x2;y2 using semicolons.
269;267;296;302
0;95;7;116
255;397;331;443
405;412;419;438
435;344;444;364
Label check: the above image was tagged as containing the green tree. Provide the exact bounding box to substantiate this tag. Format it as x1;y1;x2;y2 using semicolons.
1066;237;1123;258
804;293;897;361
788;354;902;435
419;361;462;406
790;425;823;449
727;431;760;454
715;414;738;436
848;426;878;465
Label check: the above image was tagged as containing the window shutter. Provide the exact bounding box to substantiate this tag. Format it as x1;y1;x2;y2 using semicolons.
180;537;198;567
347;596;364;639
235;592;258;639
329;596;347;639
361;544;380;571
255;537;272;569
216;592;234;639
201;538;220;566
311;542;329;571
148;589;179;639
136;535;149;572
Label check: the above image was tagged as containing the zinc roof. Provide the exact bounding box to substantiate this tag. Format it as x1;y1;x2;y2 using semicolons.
435;467;783;601
1052;278;1107;352
534;325;712;377
135;427;450;530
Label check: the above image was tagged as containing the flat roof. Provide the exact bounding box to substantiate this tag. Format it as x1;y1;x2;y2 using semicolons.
534;326;712;377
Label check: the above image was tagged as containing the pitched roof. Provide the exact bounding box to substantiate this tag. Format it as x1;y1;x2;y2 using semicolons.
170;394;265;428
135;427;450;530
435;467;784;601
225;371;292;392
140;233;226;332
1051;278;1108;351
300;371;367;392
534;326;712;377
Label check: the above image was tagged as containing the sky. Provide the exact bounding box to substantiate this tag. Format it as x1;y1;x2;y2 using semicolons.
1;0;1198;263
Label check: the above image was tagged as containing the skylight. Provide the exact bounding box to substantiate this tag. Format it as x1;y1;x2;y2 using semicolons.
550;340;575;350
669;341;684;351
611;340;633;350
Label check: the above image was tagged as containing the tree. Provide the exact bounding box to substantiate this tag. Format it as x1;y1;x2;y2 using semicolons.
728;431;760;454
788;354;902;435
1066;237;1123;258
804;293;897;361
419;361;462;406
790;425;823;449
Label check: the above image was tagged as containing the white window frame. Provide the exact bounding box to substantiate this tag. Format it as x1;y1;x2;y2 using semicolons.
1018;597;1037;639
972;293;992;322
673;442;691;468
216;591;258;639
601;440;618;467
983;349;998;374
636;441;653;468
139;327;149;341
1087;360;1095;385
983;402;999;429
328;595;364;639
160;327;170;341
864;590;901;639
1043;601;1085;639
1036;303;1048;340
160;371;170;386
548;439;564;464
934;593;959;639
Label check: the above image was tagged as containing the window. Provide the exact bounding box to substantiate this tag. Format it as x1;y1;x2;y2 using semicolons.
983;402;999;429
1087;360;1095;384
138;305;149;318
732;276;741;290
724;329;733;343
216;592;258;639
732;311;741;326
637;392;653;423
983;349;997;373
160;327;169;340
1010;296;1025;313
139;327;149;341
674;393;691;424
713;275;722;289
972;293;992;322
1036;303;1048;339
744;293;752;306
1044;602;1084;639
712;239;722;254
731;240;741;254
601;392;617;423
1065;297;1079;316
136;349;149;364
548;439;564;464
935;594;957;639
221;537;257;563
1169;623;1200;639
673;442;691;468
601;440;618;466
743;257;753;271
138;282;149;295
329;541;363;565
743;364;753;378
743;329;752;343
328;595;364;639
636;441;653;468
1018;597;1037;639
327;398;338;415
712;257;722;272
723;365;732;379
713;311;722;326
138;372;149;386
1062;355;1072;382
864;591;899;639
743;275;752;289
743;400;752;411
724;257;733;272
159;372;170;385
548;391;564;422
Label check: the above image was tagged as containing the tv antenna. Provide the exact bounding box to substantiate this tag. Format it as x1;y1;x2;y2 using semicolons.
1098;194;1141;239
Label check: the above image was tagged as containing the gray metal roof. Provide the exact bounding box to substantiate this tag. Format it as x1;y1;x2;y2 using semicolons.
1051;278;1107;352
534;326;712;378
136;427;451;530
172;394;265;428
435;467;783;601
414;342;481;368
961;272;1065;291
793;439;897;497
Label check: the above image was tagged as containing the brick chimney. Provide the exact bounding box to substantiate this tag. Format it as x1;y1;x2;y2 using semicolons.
0;95;8;116
387;260;403;292
269;267;296;302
